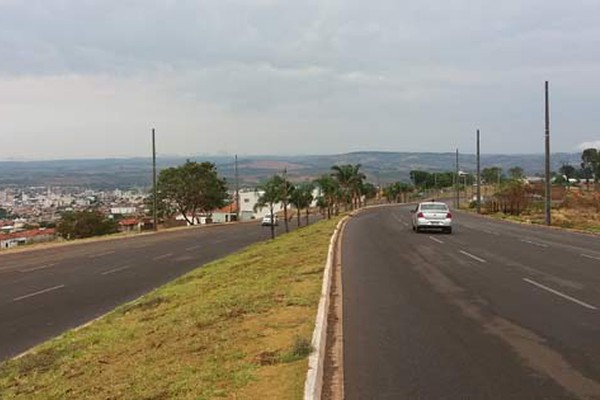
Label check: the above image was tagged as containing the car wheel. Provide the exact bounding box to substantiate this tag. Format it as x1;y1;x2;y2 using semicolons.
415;226;421;233
445;227;452;234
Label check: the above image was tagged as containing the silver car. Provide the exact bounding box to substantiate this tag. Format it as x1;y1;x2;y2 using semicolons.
411;201;453;234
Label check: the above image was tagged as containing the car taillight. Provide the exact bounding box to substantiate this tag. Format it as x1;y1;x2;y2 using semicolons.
417;212;424;218
446;212;452;218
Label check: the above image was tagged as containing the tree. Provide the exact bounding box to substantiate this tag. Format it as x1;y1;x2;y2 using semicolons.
383;182;413;203
0;207;8;219
409;170;430;188
559;164;577;187
157;161;228;225
581;148;599;183
508;166;525;180
361;182;378;206
290;182;314;227
331;164;365;210
255;176;282;239
314;174;340;219
271;174;293;233
481;167;503;185
57;210;118;239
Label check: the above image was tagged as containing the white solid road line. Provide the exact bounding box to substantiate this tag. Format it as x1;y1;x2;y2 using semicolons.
428;236;444;244
523;278;597;310
581;253;600;262
89;251;115;258
459;250;487;263
153;253;173;261
520;239;549;248
13;284;65;302
185;245;201;251
21;263;56;273
101;265;131;275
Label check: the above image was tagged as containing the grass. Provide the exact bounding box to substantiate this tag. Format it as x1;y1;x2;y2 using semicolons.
0;216;342;399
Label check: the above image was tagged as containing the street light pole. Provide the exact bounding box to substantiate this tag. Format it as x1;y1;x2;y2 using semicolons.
476;129;481;214
455;148;460;209
234;154;239;222
152;128;158;232
544;81;552;225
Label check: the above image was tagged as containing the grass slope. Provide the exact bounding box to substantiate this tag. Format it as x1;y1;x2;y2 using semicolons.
0;217;341;399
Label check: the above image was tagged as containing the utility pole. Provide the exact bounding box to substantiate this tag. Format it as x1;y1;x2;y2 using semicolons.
544;81;552;225
476;129;481;214
282;167;289;233
152;128;158;232
455;148;460;209
234;154;239;222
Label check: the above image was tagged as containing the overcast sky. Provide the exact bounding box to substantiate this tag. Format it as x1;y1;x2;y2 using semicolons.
1;0;599;160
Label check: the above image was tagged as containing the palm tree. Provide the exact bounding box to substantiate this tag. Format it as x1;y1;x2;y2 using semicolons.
290;182;314;227
314;174;340;219
255;177;281;239
269;174;293;233
331;164;365;210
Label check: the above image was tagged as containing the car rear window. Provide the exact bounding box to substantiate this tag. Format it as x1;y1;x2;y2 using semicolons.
421;204;448;211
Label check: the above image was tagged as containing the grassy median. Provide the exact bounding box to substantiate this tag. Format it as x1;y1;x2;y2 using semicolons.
0;217;341;399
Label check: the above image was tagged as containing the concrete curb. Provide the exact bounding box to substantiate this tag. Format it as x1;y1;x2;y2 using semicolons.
304;216;348;400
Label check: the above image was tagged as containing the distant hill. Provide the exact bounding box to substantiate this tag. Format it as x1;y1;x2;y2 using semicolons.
0;152;582;189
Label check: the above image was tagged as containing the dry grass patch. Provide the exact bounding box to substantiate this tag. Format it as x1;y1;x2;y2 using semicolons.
0;217;342;400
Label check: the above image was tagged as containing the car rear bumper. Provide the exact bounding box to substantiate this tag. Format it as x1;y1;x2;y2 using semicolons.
415;218;452;228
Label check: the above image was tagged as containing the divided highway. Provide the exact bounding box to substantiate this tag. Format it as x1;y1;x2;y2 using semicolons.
342;205;600;399
0;221;298;361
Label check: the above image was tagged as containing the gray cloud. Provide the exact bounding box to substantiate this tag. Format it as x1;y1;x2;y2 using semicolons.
0;0;599;159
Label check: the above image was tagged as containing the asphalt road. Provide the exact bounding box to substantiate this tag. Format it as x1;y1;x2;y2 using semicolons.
0;219;307;361
342;204;600;399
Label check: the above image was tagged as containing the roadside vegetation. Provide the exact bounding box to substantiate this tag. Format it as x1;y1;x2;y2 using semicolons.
466;147;600;233
0;216;342;399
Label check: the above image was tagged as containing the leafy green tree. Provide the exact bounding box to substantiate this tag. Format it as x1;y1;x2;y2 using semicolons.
57;210;118;239
157;161;228;225
361;182;378;205
559;164;577;187
290;182;314;227
409;170;430;188
481;167;503;185
508;166;525;180
383;182;413;203
581;148;599;183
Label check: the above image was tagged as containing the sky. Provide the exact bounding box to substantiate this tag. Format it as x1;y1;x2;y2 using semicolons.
1;0;599;160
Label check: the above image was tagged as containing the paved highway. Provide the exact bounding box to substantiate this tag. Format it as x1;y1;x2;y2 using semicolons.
342;204;600;399
0;220;301;361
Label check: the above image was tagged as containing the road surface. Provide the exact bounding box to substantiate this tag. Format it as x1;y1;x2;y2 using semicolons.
0;220;305;361
342;204;600;399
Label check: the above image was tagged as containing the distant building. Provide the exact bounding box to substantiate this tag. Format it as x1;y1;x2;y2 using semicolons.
0;228;56;250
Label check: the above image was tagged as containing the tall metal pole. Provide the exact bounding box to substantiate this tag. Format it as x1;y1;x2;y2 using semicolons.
455;148;460;209
476;129;481;214
234;154;239;222
544;81;551;225
152;128;158;232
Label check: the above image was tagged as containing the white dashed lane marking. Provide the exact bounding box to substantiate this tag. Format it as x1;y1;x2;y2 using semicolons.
523;278;597;310
459;250;487;263
13;285;65;302
428;236;444;244
101;265;132;276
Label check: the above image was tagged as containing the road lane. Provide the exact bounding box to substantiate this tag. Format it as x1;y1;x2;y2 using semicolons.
342;205;600;399
0;218;317;361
